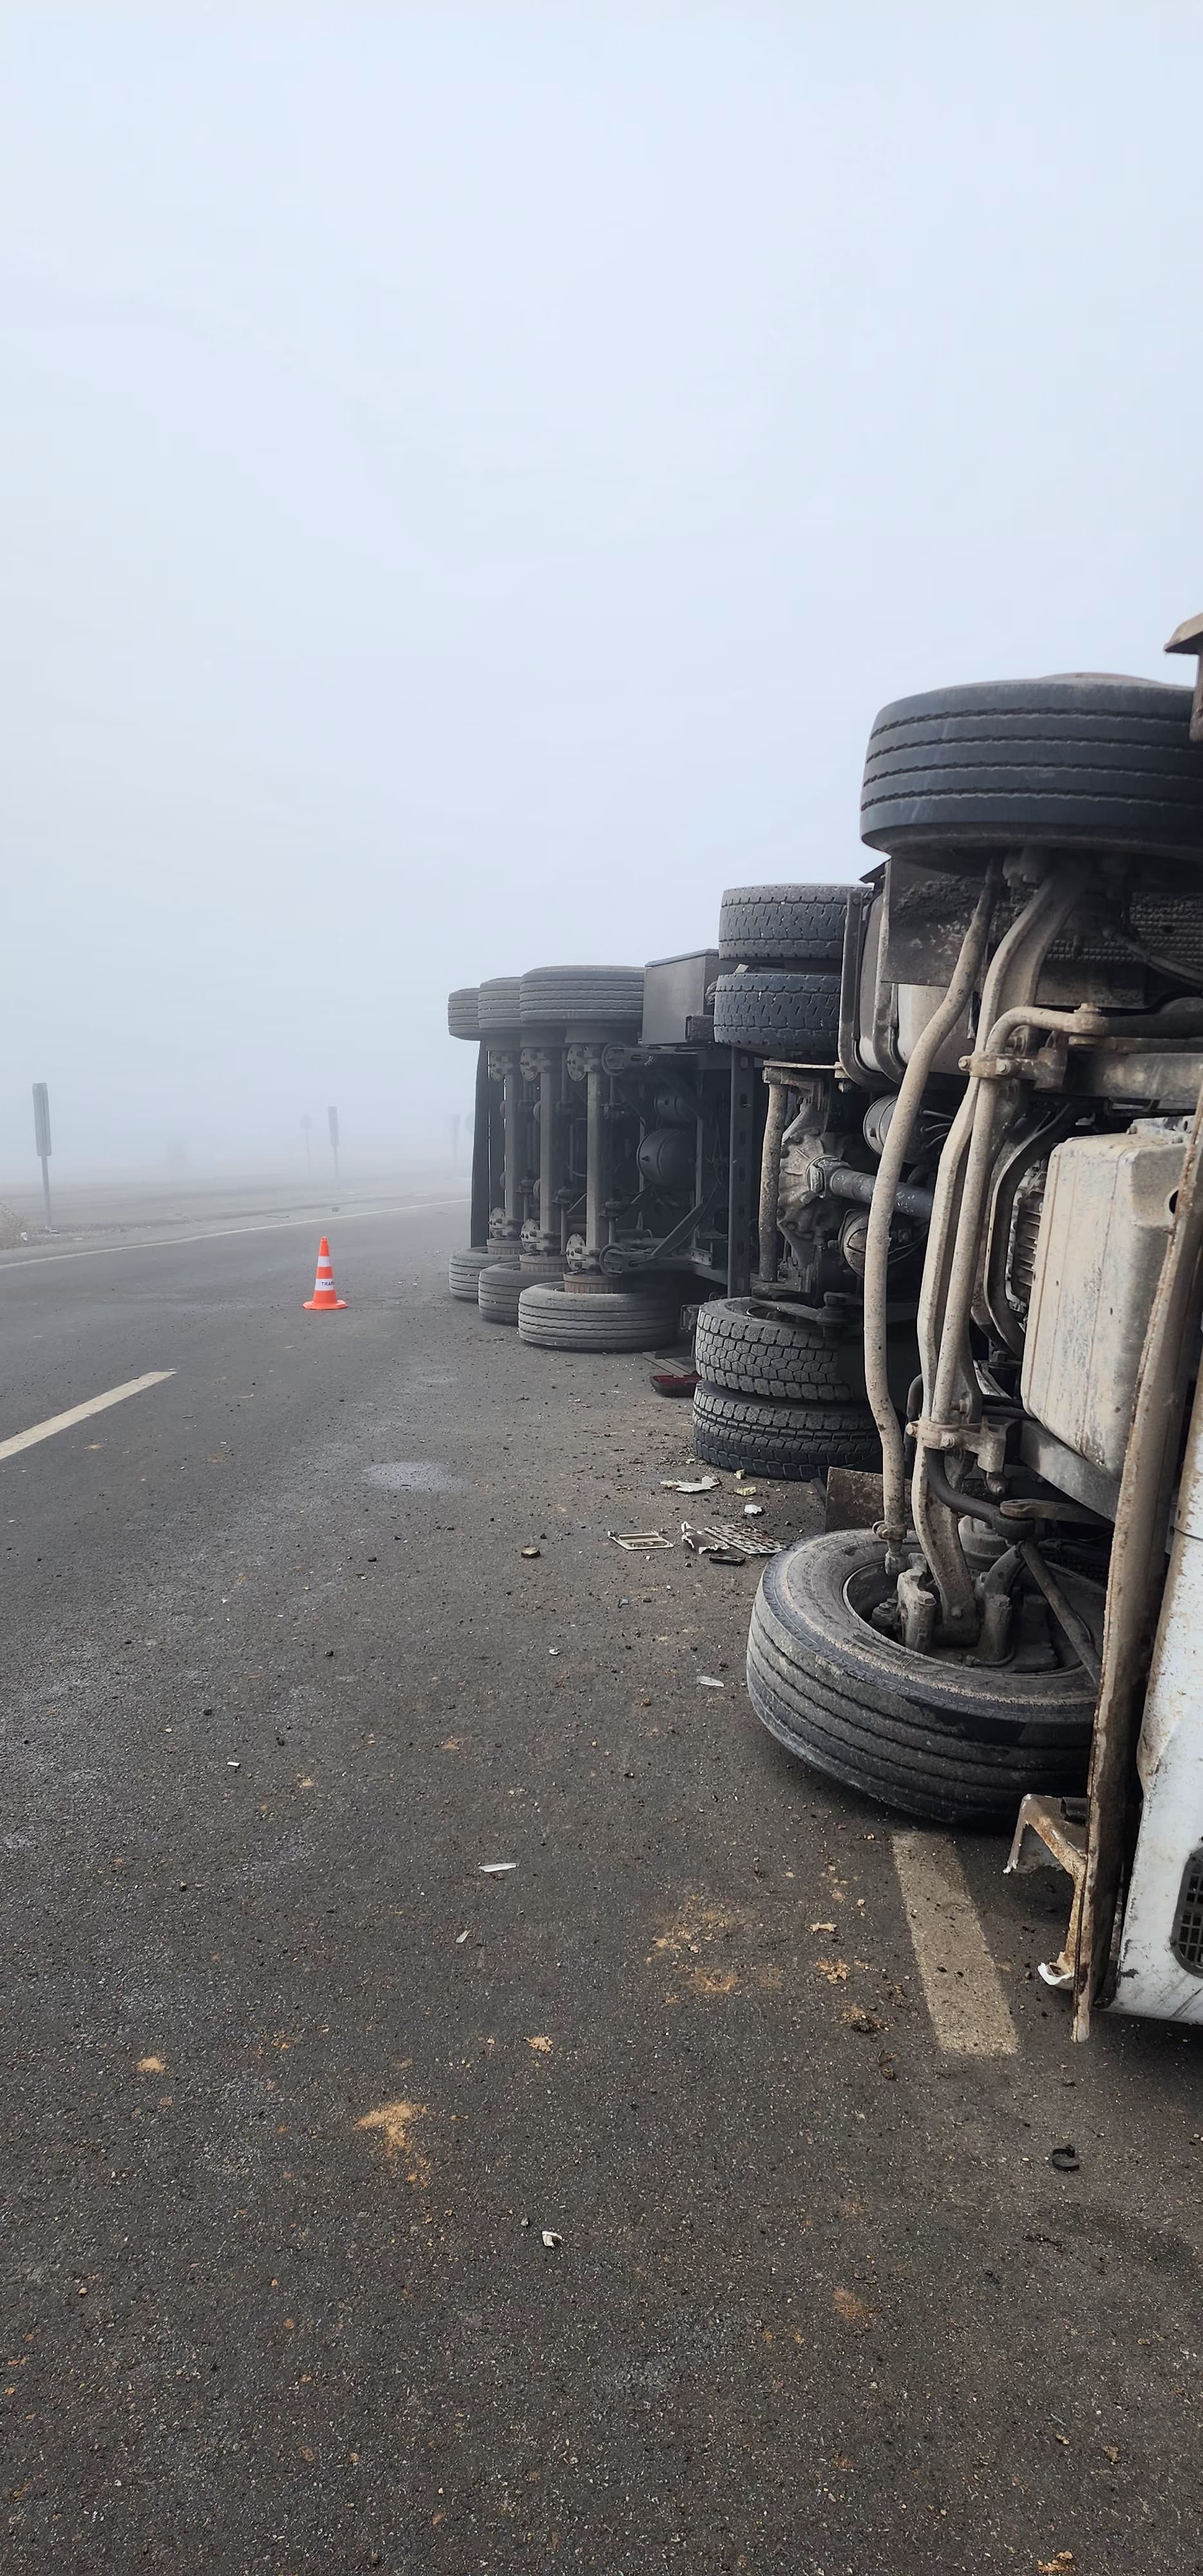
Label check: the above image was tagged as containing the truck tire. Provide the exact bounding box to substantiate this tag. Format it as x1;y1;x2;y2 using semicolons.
519;966;645;1027
448;987;480;1039
448;1245;497;1301
478;1260;524;1323
718;884;850;967
694;1299;867;1403
712;969;840;1056
691;1383;878;1478
517;1280;683;1350
860;674;1203;862
747;1528;1102;1826
477;977;524;1032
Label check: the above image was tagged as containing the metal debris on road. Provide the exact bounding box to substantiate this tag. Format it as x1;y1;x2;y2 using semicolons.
659;1475;719;1493
608;1530;674;1551
479;1862;518;1875
680;1519;779;1561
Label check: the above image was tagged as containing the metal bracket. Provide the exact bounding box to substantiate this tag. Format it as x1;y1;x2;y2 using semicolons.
1005;1794;1088;1990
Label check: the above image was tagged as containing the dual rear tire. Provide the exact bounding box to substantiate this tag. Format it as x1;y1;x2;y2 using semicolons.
690;1300;877;1479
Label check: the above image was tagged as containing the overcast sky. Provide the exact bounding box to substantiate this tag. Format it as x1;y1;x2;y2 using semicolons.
1;5;1199;1178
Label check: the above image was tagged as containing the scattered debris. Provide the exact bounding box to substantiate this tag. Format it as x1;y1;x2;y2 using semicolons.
455;1929;469;1944
1049;2144;1081;2173
696;1674;726;1690
479;1861;518;1876
815;1957;849;1982
1038;2551;1075;2570
810;1921;838;1934
527;2036;553;2054
520;1546;542;1558
843;2005;886;2035
652;1370;698;1397
743;1503;764;1519
226;1757;240;1770
356;2099;431;2184
540;2229;563;2250
608;1530;674;1551
659;1475;719;1493
681;1519;778;1562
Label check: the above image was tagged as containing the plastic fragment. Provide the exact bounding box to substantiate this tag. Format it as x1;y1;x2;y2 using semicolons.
696;1674;726;1690
541;2230;563;2249
659;1475;718;1493
479;1861;518;1875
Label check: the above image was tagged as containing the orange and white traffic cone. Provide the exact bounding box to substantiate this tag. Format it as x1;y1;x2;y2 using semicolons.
303;1236;347;1311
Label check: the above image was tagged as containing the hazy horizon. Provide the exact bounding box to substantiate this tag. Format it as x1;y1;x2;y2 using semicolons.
2;5;1199;1177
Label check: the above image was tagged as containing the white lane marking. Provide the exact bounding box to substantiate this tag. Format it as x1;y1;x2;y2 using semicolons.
0;1197;465;1274
892;1829;1018;2057
0;1371;176;1461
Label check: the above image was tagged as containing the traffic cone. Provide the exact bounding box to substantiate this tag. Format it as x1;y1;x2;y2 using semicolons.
303;1236;347;1311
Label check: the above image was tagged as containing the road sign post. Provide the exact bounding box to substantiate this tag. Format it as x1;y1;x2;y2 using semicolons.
328;1104;340;1183
32;1083;52;1231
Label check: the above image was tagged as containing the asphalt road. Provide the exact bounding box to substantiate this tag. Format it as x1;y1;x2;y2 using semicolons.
3;1201;1200;2574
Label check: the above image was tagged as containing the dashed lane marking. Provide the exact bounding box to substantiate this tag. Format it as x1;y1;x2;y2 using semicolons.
892;1829;1018;2056
0;1371;176;1461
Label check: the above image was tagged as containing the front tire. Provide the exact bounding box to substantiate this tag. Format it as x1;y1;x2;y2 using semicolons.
747;1529;1102;1826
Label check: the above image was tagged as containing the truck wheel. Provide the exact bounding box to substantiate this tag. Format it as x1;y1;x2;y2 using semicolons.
447;987;481;1038
860;674;1203;862
747;1528;1102;1826
694;1299;867;1403
477;977;524;1032
448;1245;497;1301
478;1260;524;1323
518;966;644;1027
712;969;840;1056
718;884;849;967
517;1280;683;1350
691;1383;878;1478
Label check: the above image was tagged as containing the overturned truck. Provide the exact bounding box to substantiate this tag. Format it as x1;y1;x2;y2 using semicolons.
749;650;1203;2035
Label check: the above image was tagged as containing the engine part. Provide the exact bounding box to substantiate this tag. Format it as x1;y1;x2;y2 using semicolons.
1022;1122;1187;1480
862;1094;950;1160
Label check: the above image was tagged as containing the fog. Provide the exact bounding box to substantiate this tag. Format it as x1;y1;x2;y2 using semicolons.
1;5;1198;1186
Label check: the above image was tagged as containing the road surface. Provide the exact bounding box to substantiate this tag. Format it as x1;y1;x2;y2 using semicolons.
2;1200;1200;2571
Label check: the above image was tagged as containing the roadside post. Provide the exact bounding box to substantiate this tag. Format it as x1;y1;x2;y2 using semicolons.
32;1083;52;1231
328;1104;340;1183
